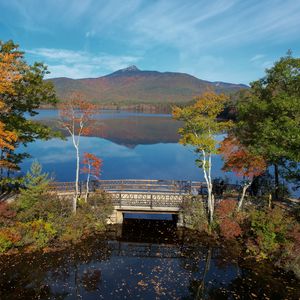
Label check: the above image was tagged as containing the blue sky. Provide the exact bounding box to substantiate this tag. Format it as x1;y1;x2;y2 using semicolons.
1;0;299;84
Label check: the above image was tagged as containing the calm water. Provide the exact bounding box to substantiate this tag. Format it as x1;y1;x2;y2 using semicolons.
0;220;299;300
19;136;234;183
20;110;235;183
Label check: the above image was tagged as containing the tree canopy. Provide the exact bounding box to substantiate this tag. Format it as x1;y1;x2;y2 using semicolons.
235;52;300;197
236;53;300;164
0;40;57;176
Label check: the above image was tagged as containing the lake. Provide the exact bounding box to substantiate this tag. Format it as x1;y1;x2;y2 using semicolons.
20;110;236;184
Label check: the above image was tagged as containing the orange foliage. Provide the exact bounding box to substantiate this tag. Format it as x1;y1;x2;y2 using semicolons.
0;51;22;95
81;152;102;179
59;92;98;136
219;135;266;180
0;50;21;160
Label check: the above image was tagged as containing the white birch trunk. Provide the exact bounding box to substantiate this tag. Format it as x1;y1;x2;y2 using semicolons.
202;150;214;225
237;183;251;211
85;163;91;203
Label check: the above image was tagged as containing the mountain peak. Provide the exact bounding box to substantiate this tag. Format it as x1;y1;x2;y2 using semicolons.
106;65;142;77
120;65;140;72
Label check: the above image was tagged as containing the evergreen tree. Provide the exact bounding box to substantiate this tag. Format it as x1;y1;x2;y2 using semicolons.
17;161;51;211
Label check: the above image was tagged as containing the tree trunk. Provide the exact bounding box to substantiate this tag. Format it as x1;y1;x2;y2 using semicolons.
237;183;251;211
202;150;214;228
85;172;90;203
72;144;80;213
274;164;279;201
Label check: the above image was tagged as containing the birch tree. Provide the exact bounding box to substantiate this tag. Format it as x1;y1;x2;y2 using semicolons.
219;135;266;211
173;91;231;225
81;152;102;202
59;94;97;213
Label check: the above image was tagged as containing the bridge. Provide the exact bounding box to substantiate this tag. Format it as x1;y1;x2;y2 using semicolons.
49;179;240;225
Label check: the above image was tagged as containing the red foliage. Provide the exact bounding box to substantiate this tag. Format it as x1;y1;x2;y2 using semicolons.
287;223;300;254
216;199;237;219
0;202;16;225
81;152;102;179
216;200;242;239
219;135;266;180
220;219;242;239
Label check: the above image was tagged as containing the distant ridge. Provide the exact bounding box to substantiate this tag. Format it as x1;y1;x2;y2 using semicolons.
49;66;248;105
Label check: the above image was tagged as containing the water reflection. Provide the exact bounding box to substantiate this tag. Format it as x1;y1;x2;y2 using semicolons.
0;221;299;300
19;137;234;183
29;109;171;120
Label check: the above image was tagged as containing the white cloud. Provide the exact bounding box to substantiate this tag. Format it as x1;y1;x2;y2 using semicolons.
26;48;141;78
250;54;265;62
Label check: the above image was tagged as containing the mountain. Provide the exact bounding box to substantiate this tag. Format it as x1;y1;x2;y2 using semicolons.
49;65;248;105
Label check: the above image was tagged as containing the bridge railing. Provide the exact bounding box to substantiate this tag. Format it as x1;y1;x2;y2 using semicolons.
49;179;206;194
48;179;242;201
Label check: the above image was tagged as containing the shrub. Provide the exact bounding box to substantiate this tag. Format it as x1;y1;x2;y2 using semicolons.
0;202;16;226
246;206;293;259
281;223;300;278
215;199;243;240
17;194;72;223
0;227;21;252
16;219;57;249
60;192;113;243
182;196;208;232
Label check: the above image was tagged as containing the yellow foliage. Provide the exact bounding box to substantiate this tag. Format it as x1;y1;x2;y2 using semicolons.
0;50;21;155
173;91;231;153
0;51;22;95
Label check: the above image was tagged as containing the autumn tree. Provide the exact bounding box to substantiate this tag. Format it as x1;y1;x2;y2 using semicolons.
0;40;57;178
236;52;300;200
220;135;266;210
81;152;102;202
59;94;97;212
0;42;22;177
173;91;232;225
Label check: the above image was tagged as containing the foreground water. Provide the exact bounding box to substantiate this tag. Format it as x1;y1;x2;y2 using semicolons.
0;219;299;300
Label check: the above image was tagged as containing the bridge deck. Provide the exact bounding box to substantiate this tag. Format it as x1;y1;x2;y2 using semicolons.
49;179;206;194
49;179;241;213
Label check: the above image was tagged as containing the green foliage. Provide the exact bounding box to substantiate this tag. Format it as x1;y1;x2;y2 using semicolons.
236;53;300;176
60;192;113;243
16;219;57;249
182;197;208;232
17;194;72;223
246;207;293;259
16;161;51;211
0;227;21;252
0;234;13;253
